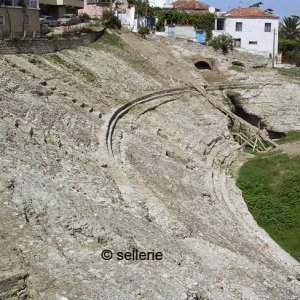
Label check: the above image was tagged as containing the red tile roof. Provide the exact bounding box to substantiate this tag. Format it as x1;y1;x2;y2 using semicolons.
224;8;279;19
172;0;210;11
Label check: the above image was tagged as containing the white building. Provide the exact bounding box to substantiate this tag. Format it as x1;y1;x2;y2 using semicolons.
148;0;171;8
213;8;279;57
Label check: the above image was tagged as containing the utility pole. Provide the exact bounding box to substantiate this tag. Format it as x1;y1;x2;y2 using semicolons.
272;28;276;67
145;0;148;27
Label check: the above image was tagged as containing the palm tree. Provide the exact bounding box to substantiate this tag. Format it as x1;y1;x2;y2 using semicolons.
280;16;300;40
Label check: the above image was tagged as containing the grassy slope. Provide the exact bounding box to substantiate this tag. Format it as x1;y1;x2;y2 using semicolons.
89;31;159;78
277;131;300;144
237;152;300;262
276;67;300;79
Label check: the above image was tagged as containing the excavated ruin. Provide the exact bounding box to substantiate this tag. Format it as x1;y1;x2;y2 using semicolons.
226;91;286;139
0;31;299;299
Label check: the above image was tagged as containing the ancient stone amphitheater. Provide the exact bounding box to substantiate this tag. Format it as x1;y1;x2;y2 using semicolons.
0;31;299;299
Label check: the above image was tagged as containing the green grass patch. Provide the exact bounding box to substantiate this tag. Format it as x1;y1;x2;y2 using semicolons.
91;31;126;50
237;153;300;261
277;131;300;144
90;31;159;78
276;67;300;79
44;54;98;85
116;98;128;105
229;65;244;72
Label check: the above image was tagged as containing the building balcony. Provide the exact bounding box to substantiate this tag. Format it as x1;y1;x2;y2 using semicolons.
39;0;84;8
1;0;39;9
86;0;110;4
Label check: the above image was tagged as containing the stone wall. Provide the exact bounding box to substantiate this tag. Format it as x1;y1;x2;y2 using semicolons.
0;30;104;55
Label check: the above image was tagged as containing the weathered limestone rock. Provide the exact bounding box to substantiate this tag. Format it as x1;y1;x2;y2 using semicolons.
0;32;299;299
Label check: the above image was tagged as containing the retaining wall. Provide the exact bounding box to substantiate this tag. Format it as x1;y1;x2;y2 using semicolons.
0;30;104;55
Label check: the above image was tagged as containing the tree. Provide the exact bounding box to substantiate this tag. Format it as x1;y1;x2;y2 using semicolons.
210;33;234;54
280;16;300;40
102;10;121;29
249;2;263;8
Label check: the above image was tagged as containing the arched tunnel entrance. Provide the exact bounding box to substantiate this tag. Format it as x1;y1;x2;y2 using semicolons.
192;58;219;71
194;61;212;70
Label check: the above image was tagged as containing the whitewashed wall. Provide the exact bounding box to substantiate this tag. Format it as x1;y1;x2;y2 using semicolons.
118;6;136;31
175;25;196;40
148;0;168;8
213;17;279;57
165;25;196;40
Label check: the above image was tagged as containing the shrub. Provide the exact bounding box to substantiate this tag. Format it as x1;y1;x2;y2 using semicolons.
138;26;149;38
285;49;300;66
295;52;300;67
79;13;90;23
210;33;234;54
279;39;300;65
279;39;300;52
232;60;244;67
102;10;121;29
155;18;165;32
80;13;90;19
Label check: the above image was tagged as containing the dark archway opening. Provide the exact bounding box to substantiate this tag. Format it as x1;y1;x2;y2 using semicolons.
227;92;286;139
194;61;212;70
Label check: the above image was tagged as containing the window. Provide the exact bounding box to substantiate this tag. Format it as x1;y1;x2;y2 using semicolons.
216;19;225;30
236;22;242;31
0;16;4;26
234;38;241;48
249;41;258;45
265;23;271;32
24;15;30;25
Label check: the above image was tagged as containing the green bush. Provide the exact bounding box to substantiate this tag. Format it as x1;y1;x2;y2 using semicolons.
285;50;300;66
210;33;234;54
279;39;300;66
279;39;300;52
102;10;121;29
138;26;150;38
295;53;300;67
155;18;165;32
156;10;214;40
232;60;244;67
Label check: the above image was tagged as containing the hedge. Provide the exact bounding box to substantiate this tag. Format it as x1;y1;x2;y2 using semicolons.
156;10;214;40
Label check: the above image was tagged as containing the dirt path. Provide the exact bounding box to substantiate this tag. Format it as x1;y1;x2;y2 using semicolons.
279;141;300;156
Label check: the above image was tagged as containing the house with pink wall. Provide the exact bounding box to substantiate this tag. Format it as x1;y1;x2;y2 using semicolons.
78;0;111;18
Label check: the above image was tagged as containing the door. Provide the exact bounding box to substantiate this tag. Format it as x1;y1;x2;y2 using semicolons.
196;31;205;43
